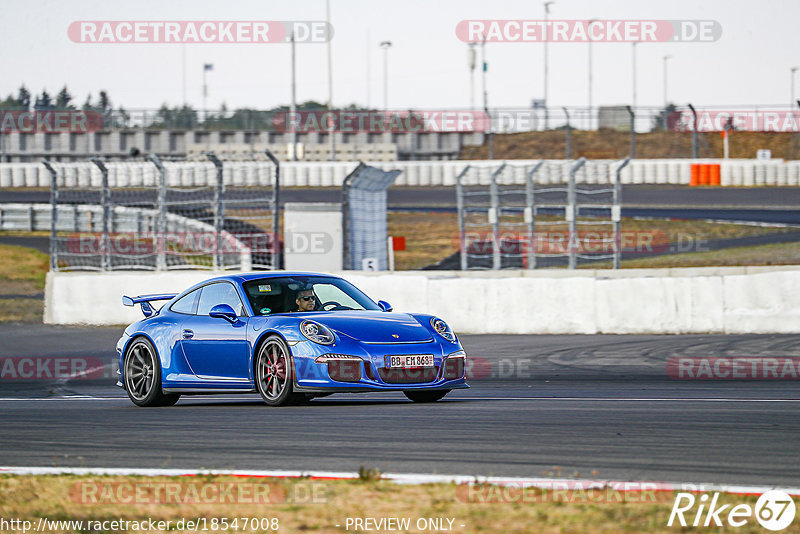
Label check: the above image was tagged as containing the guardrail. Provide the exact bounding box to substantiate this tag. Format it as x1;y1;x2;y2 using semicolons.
2;159;799;188
0;203;251;270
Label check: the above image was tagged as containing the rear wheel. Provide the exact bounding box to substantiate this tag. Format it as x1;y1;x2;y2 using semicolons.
403;389;450;403
255;336;305;406
124;337;180;407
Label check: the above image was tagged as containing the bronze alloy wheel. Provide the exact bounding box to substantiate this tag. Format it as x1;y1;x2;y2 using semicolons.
124;337;180;407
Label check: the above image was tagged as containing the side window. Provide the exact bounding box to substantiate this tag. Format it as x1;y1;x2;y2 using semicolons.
170;288;200;315
197;283;246;317
313;283;362;309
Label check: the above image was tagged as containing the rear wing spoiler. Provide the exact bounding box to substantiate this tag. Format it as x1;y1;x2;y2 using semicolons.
122;294;177;318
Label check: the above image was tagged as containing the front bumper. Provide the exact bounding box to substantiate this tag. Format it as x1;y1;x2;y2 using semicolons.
290;339;469;392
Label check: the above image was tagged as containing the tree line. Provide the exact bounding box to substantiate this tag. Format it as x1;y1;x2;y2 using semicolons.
0;85;358;130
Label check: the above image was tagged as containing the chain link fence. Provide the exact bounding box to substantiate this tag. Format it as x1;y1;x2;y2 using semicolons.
342;163;402;270
456;158;627;270
43;152;280;272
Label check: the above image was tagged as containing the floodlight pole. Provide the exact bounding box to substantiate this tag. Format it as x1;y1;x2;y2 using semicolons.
326;0;336;162
290;32;298;161
380;41;392;111
543;1;554;129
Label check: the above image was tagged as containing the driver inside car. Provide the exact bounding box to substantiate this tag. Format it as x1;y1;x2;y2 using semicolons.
295;287;318;312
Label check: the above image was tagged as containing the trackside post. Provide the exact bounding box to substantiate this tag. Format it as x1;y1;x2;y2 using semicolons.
613;157;631;269
206;152;224;271
43;160;58;271
147;154;167;271
91;158;110;271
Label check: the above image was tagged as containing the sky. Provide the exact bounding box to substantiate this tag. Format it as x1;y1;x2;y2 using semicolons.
1;0;799;112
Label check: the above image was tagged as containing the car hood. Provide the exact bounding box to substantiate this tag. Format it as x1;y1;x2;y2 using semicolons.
295;310;432;344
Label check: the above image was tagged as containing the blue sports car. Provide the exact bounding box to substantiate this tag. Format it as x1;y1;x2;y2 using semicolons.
117;272;468;407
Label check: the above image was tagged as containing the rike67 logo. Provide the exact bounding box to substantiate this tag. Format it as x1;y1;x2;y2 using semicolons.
668;490;796;531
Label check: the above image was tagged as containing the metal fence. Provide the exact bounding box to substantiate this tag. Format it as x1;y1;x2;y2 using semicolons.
457;158;628;270
11;104;792;132
43;152;280;272
342;163;401;270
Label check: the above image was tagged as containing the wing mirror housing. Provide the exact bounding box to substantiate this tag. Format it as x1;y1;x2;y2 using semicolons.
209;303;238;323
377;300;393;312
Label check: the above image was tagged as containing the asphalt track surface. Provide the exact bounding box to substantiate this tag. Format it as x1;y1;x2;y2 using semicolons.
1;323;799;486
2;184;800;208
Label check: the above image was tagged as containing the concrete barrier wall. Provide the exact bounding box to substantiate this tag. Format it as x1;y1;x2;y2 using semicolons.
4;159;800;188
44;267;800;333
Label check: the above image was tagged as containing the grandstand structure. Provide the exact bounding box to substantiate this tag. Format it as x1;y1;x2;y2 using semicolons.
0;129;486;163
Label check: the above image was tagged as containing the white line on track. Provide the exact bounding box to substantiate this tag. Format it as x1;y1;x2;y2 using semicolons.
458;397;800;402
1;396;800;402
0;465;798;497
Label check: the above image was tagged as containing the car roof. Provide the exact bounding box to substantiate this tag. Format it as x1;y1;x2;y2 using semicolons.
205;272;340;284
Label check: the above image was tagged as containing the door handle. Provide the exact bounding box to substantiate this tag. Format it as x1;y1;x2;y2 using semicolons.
182;329;194;339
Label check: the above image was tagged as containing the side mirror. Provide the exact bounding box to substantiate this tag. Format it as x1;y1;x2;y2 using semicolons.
209;303;238;323
377;300;393;312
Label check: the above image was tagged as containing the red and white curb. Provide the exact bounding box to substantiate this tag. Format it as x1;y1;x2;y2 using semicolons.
1;466;798;497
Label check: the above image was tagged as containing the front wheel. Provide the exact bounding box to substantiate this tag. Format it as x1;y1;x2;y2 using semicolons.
124;337;180;407
404;389;450;403
255;336;305;406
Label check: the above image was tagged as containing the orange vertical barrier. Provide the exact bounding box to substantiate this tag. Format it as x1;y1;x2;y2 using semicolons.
709;164;721;186
690;164;699;186
698;164;710;185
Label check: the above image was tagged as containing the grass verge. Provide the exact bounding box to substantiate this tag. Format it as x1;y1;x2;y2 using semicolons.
0;243;48;322
0;298;43;322
0;474;792;533
0;244;49;290
614;241;800;268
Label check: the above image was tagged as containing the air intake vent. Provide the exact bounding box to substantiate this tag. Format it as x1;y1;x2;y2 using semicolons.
328;361;362;382
378;366;439;384
444;357;465;379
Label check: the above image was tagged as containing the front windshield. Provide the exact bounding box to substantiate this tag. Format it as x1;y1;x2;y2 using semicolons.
242;276;381;316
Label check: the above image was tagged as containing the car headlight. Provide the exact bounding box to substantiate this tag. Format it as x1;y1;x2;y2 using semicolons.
430;318;456;343
300;320;335;345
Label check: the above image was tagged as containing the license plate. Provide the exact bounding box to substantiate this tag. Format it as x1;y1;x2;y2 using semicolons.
387;355;434;368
